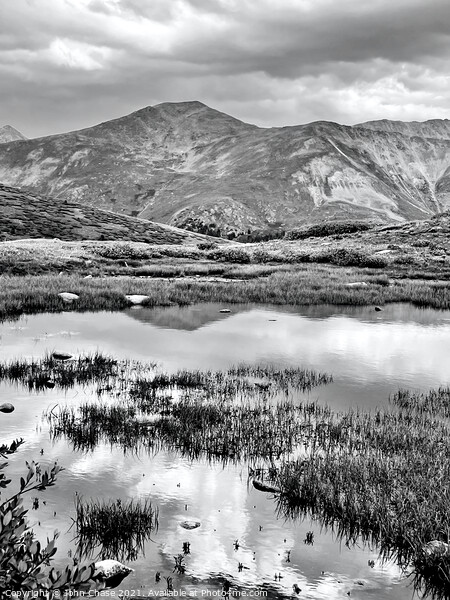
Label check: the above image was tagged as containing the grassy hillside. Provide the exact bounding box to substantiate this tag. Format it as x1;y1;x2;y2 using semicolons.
0;183;217;245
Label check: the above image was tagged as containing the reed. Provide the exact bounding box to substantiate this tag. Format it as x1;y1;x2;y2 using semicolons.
390;387;450;418
74;496;158;562
0;352;119;391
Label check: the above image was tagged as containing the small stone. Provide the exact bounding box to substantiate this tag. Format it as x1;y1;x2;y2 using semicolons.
344;282;369;288
125;294;149;305
51;352;73;361
180;520;201;530
58;292;79;302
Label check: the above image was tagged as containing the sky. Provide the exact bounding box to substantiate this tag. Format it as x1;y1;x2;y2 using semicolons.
1;0;450;138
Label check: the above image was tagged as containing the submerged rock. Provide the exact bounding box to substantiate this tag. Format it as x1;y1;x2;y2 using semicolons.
51;352;73;361
125;294;150;305
58;292;79;302
252;479;281;494
180;520;201;530
0;403;14;413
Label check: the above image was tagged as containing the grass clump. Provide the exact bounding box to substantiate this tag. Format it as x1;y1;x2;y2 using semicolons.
390;387;450;418
75;496;158;562
0;352;118;391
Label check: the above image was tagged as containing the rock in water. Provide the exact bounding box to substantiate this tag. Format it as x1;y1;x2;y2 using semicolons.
0;403;15;413
180;520;201;530
374;306;383;312
125;294;150;305
219;308;231;313
94;560;134;588
51;352;73;361
252;479;281;494
58;292;79;303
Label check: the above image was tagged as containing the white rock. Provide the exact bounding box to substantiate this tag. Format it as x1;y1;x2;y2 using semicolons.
94;559;134;588
125;294;149;305
58;292;79;302
423;540;450;557
344;282;369;287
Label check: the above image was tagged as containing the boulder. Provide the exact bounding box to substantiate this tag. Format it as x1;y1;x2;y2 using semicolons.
125;294;149;305
180;520;201;530
374;306;383;312
0;403;15;413
58;292;79;302
94;560;133;588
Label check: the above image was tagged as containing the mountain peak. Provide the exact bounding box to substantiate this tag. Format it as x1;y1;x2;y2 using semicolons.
0;125;27;143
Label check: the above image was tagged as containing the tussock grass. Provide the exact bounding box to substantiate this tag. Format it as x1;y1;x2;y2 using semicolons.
0;352;118;390
74;496;158;562
391;387;450;418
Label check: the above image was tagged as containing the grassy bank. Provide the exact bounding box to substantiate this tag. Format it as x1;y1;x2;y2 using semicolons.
1;265;450;322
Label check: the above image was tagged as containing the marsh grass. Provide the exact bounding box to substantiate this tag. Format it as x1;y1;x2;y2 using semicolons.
6;352;450;597
74;496;158;562
391;387;450;418
0;352;119;391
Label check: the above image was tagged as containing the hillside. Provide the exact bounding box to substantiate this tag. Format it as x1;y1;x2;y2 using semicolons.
0;183;216;244
1;102;450;235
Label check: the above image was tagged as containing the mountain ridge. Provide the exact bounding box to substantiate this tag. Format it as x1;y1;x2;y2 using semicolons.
1;102;450;235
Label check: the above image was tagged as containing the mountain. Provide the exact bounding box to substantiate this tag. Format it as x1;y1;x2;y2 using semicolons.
0;102;449;235
0;183;216;244
0;125;26;143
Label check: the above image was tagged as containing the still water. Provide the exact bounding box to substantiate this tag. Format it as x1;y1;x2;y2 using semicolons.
1;303;450;599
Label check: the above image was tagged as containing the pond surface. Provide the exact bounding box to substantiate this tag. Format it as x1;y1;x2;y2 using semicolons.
1;303;450;599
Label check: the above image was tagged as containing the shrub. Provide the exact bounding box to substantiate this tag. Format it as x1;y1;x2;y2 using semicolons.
197;242;218;251
92;243;150;260
285;221;374;240
0;439;98;595
315;248;388;268
206;247;251;264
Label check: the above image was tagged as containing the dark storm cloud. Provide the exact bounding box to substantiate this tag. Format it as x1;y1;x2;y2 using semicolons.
1;0;450;137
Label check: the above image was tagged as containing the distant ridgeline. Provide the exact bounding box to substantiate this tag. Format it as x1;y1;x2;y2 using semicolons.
1;102;449;238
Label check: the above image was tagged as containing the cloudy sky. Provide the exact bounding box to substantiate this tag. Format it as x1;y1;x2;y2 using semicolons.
1;0;450;138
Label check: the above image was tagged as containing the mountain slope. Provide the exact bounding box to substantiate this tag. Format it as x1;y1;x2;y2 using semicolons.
1;102;450;235
0;125;26;143
0;183;215;244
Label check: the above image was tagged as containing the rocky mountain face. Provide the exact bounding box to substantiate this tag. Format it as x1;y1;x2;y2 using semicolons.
0;183;214;244
0;125;26;143
0;102;449;236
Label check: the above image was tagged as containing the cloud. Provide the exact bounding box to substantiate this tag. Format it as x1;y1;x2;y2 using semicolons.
0;0;449;137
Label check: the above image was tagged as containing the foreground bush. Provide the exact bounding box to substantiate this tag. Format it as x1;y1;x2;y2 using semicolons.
0;440;97;597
